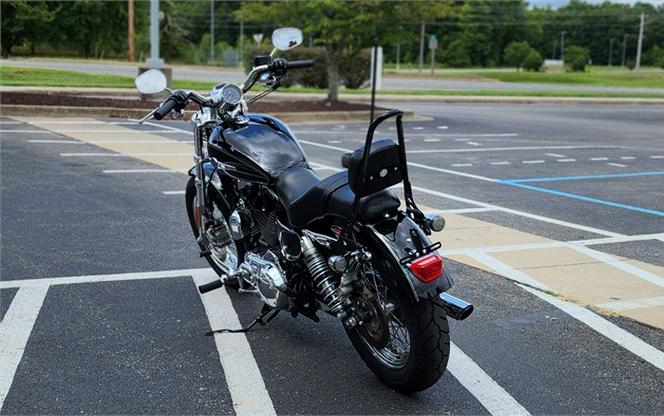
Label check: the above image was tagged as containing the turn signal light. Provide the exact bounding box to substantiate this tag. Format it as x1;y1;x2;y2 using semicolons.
409;254;443;283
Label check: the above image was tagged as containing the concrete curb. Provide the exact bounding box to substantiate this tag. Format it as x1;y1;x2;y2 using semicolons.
2;86;663;105
0;104;419;124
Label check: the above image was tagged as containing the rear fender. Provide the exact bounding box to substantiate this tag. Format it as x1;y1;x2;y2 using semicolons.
365;214;452;302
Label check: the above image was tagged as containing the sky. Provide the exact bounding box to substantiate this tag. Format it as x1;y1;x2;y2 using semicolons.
529;0;664;7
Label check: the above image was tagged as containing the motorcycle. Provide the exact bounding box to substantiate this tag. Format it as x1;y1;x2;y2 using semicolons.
135;27;473;392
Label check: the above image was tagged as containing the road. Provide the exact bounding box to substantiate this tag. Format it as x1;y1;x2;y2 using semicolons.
4;58;664;94
1;103;664;414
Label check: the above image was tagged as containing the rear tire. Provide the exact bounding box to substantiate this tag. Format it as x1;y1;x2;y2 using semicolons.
185;176;244;289
347;296;450;392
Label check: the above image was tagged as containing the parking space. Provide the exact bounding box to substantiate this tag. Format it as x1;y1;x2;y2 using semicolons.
1;105;663;414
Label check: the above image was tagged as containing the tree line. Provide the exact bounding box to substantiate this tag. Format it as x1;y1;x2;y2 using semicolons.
2;0;663;69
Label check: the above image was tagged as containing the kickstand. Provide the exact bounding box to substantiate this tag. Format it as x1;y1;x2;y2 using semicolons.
205;304;280;336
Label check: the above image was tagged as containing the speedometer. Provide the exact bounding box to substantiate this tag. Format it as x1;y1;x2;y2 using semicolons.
220;84;243;105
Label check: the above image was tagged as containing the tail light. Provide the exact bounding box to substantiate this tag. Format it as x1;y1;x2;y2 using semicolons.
409;254;443;283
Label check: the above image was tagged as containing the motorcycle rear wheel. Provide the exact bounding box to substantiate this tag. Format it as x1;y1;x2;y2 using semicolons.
346;261;450;392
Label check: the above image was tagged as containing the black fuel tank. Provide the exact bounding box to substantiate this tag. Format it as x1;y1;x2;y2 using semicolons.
209;114;307;179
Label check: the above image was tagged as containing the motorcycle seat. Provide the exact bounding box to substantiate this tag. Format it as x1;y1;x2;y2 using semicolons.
276;167;400;228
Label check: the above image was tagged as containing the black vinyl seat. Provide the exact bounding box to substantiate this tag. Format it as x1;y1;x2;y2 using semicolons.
276;167;400;228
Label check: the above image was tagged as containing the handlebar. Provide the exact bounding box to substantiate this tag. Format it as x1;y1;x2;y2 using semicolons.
153;96;178;120
287;60;314;69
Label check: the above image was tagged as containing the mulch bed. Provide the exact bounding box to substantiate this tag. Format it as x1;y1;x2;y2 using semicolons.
0;91;377;113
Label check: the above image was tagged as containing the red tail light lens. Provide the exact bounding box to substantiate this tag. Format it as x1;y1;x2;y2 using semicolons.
409;254;443;283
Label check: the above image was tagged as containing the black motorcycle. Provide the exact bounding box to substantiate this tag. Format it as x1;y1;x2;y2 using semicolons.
135;27;473;392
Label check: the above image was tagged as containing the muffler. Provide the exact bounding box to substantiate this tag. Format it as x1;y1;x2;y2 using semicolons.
439;292;474;321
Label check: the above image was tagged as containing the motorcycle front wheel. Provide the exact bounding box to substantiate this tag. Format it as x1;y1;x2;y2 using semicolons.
345;260;450;392
185;176;245;289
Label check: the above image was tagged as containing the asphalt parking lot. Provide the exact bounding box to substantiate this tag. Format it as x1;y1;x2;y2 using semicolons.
1;103;663;415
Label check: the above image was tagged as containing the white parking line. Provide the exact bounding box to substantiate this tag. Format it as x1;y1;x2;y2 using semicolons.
162;190;185;195
408;146;600;154
0;286;49;410
193;272;276;416
103;169;181;174
424;138;441;142
448;343;531;416
466;252;551;290
452;163;473;167
437;126;448;129
1;129;181;134
413;126;424;130
546;153;566;158
651;156;664;159
590;157;608;161
608;163;627;168
557;159;576;162
28;139;81;144
621;156;636;160
467;141;481;146
518;284;664;372
61;152;190;157
489;161;510;165
439;207;497;214
522;160;545;164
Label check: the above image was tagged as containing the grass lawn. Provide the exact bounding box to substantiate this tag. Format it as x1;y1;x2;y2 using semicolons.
385;65;664;89
2;65;663;99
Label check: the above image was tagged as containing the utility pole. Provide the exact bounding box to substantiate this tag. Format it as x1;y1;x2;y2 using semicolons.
418;22;425;74
635;12;645;71
396;42;400;71
239;19;244;68
146;0;164;68
608;38;614;66
127;0;135;61
560;31;566;63
621;34;628;67
210;0;215;63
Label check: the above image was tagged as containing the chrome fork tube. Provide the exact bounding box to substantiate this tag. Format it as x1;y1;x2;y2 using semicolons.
193;126;207;238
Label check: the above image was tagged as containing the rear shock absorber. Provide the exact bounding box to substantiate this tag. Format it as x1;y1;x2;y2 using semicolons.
301;235;345;317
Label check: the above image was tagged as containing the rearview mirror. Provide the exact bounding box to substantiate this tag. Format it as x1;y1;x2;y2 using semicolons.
135;69;167;94
271;27;303;51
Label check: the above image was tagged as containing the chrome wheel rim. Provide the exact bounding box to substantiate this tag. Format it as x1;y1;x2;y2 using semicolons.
193;197;239;273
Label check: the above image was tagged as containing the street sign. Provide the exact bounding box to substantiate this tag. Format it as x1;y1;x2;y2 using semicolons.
253;33;264;45
428;34;438;50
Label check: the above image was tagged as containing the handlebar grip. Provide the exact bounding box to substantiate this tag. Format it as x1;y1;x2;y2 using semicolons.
153;97;177;120
198;279;224;294
288;60;314;69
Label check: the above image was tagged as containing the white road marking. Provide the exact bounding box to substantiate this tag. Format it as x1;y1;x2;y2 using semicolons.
407;162;498;183
608;163;627;168
620;156;636;160
0;268;210;289
522;160;545;164
546;153;566;158
413;126;424;130
448;343;531;416
103;169;182;174
162;190;185;195
0;121;21;124
4;120;137;125
596;296;664;311
61;152;190;157
557;158;576;162
408;146;599;154
437;125;448;129
467;141;481;146
193;272;276;416
466;252;551;290
590;157;608;161
328;140;342;144
570;245;664;289
0;286;49;410
452;163;473;167
28;139;81;144
518;284;664;372
489;161;511;165
650;155;664;159
424;138;441;142
439;207;497;214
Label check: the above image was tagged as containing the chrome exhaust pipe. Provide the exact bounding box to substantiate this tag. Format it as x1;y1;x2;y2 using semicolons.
439;292;474;321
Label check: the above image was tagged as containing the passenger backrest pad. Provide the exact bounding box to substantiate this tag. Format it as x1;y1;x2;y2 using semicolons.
348;138;403;197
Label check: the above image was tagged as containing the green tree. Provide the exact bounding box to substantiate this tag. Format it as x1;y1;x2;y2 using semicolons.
522;50;543;71
504;41;533;70
565;45;590;72
0;0;55;57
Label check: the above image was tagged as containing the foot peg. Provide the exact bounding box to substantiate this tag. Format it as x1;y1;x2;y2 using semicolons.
198;279;223;294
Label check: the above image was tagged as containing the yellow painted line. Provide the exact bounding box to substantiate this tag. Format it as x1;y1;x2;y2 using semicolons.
20;117;664;329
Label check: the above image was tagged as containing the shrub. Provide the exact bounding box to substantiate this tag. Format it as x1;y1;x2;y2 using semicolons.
443;39;472;68
341;49;371;89
504;41;533;71
522;50;544;72
564;46;590;72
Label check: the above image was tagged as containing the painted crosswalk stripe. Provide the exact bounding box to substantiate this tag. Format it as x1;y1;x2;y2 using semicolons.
0;286;49;410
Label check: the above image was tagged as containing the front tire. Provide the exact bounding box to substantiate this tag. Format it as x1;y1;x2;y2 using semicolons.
185;176;244;289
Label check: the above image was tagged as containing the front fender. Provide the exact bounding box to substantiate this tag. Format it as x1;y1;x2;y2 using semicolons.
366;214;453;302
